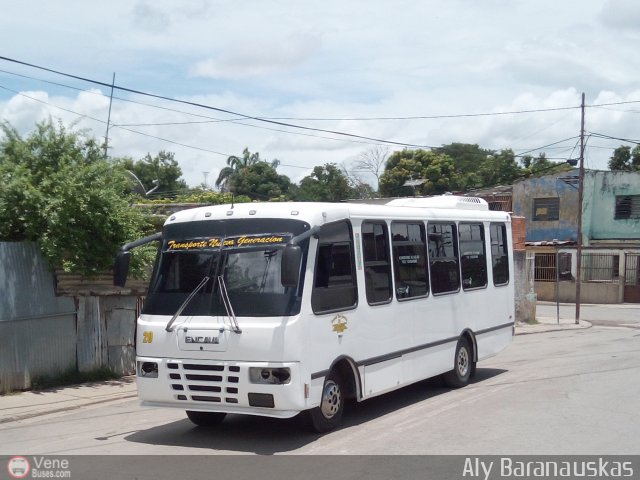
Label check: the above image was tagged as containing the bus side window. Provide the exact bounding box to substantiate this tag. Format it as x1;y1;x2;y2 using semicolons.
459;223;488;290
311;221;358;313
362;221;392;305
428;222;460;294
490;223;510;286
391;222;429;300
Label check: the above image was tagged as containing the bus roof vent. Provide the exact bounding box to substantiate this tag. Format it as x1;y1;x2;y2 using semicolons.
386;195;488;210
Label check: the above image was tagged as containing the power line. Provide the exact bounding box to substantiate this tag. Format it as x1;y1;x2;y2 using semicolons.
0;67;393;148
0;55;434;149
588;132;640;145
513;136;581;157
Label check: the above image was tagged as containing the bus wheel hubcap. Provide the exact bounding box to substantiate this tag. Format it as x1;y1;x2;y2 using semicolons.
457;348;469;376
321;380;341;419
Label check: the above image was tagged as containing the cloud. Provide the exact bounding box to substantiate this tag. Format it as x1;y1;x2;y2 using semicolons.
131;1;171;31
3;0;640;187
189;32;322;79
599;0;640;30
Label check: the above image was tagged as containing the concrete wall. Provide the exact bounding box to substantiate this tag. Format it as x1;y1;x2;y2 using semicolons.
514;170;640;246
535;280;622;304
512;171;579;242
514;250;536;322
584;171;640;244
531;246;630;304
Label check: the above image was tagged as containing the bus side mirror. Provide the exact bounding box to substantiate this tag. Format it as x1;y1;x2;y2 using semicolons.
114;251;132;287
281;244;302;288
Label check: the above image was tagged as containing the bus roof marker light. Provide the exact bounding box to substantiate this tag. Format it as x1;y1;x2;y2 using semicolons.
204;212;212;218
169;216;176;221
226;210;233;216
249;210;257;215
291;210;299;216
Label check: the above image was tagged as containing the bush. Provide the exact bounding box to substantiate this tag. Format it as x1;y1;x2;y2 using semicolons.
0;119;155;276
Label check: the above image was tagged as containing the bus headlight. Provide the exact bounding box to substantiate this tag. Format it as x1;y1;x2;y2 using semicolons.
138;361;158;378
249;367;291;385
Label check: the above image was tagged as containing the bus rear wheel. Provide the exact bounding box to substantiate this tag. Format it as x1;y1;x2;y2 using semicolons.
186;410;227;427
443;337;473;388
308;370;345;433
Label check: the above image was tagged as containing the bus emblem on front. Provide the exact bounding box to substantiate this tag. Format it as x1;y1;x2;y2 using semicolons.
185;335;219;344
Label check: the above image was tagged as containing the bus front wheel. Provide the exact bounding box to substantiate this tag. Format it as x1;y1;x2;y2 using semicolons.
308;370;345;433
443;337;473;388
186;410;227;427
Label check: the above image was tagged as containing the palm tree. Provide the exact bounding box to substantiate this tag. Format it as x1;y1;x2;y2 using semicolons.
215;148;261;191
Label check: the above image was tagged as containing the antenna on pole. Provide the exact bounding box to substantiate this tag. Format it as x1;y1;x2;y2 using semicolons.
104;72;116;158
575;92;586;325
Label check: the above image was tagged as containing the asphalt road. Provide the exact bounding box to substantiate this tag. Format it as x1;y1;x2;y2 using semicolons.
1;325;639;456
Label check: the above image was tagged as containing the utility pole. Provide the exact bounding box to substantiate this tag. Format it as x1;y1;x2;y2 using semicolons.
104;72;116;158
575;92;586;324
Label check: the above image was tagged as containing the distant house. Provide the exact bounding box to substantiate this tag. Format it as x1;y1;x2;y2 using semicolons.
511;169;640;303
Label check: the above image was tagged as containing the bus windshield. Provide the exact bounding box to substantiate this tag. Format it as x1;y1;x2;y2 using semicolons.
142;219;310;318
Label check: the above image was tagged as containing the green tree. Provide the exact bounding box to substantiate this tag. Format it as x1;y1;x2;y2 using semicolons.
434;143;494;190
118;150;188;197
230;162;292;200
478;149;523;187
608;145;640;171
521;152;572;177
0;119;152;276
294;163;355;201
378;149;461;197
215;147;262;191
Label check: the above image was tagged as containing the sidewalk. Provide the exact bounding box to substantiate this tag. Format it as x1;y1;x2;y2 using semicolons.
516;301;591;335
515;307;592;336
0;376;137;424
515;317;591;335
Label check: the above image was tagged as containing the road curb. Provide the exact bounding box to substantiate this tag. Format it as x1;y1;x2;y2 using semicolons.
515;320;592;336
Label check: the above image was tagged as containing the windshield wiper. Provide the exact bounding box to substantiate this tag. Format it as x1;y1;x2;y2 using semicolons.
165;276;211;332
218;275;242;334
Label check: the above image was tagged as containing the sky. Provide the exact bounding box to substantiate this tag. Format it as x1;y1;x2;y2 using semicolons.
1;0;640;189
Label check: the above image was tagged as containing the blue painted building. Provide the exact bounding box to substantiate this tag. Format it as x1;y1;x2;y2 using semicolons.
512;170;640;303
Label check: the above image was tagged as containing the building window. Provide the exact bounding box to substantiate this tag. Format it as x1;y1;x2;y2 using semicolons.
533;252;573;282
490;223;510;286
391;222;429;300
534;253;556;282
428;222;460;294
532;197;559;221
614;195;640;220
311;221;357;313
581;253;620;283
459;223;488;290
362;221;392;304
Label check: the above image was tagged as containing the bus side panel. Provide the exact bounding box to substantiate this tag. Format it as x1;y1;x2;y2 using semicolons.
362;359;402;398
400;343;455;387
476;327;513;361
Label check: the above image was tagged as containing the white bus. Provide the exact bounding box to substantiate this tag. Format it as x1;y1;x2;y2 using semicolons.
114;196;514;432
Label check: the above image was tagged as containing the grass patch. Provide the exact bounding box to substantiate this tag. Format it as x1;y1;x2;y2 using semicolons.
30;366;121;391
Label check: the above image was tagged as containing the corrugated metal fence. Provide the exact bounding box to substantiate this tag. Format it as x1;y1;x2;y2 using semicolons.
0;242;77;393
0;242;142;393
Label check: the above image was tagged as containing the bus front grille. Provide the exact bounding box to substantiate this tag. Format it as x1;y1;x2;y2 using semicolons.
167;361;241;404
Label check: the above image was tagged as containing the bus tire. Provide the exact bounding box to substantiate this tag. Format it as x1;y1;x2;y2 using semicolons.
308;370;345;433
443;337;472;388
186;410;227;426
